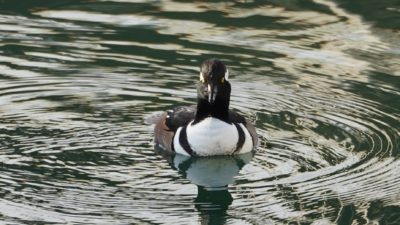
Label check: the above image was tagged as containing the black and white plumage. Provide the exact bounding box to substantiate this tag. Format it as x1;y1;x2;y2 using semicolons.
154;59;258;156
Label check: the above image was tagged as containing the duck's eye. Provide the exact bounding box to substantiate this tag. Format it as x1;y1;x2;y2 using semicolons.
200;72;205;83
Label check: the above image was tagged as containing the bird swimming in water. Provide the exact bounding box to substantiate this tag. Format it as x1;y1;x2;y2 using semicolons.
154;58;257;156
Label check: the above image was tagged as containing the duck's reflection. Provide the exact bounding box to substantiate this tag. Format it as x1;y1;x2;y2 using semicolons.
158;149;254;224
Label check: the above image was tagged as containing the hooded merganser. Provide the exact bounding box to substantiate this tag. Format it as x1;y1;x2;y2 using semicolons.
154;59;258;156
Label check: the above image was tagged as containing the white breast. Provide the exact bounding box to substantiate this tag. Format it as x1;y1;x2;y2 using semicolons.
173;117;255;156
187;117;239;156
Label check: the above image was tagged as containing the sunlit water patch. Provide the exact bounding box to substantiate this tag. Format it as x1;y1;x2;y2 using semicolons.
0;0;399;224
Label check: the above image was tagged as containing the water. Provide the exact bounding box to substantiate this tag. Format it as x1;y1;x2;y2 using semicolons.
0;0;399;224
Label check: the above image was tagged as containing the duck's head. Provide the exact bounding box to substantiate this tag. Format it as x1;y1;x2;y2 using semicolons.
198;58;230;104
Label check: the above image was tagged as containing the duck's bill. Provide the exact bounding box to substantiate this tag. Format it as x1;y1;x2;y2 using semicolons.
207;84;218;104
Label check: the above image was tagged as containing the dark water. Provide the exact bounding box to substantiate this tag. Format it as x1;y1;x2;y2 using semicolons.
0;0;399;224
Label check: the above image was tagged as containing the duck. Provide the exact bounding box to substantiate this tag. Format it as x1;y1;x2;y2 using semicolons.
154;58;258;156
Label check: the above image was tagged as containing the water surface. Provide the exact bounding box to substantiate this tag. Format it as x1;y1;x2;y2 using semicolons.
0;0;399;224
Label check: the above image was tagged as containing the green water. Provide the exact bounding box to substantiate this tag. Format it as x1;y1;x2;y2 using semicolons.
0;0;399;224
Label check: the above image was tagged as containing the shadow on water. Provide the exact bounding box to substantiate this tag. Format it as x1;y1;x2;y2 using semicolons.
156;147;254;225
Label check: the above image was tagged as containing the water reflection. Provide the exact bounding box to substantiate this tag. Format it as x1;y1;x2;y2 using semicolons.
158;149;254;224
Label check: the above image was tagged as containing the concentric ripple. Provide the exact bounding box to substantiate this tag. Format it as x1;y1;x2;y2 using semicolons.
0;0;399;224
227;81;400;223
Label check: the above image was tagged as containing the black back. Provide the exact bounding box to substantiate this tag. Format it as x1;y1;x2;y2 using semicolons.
165;106;196;132
165;105;247;132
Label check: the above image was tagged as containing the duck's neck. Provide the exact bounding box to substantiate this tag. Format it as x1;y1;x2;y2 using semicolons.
194;83;231;124
194;99;230;124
